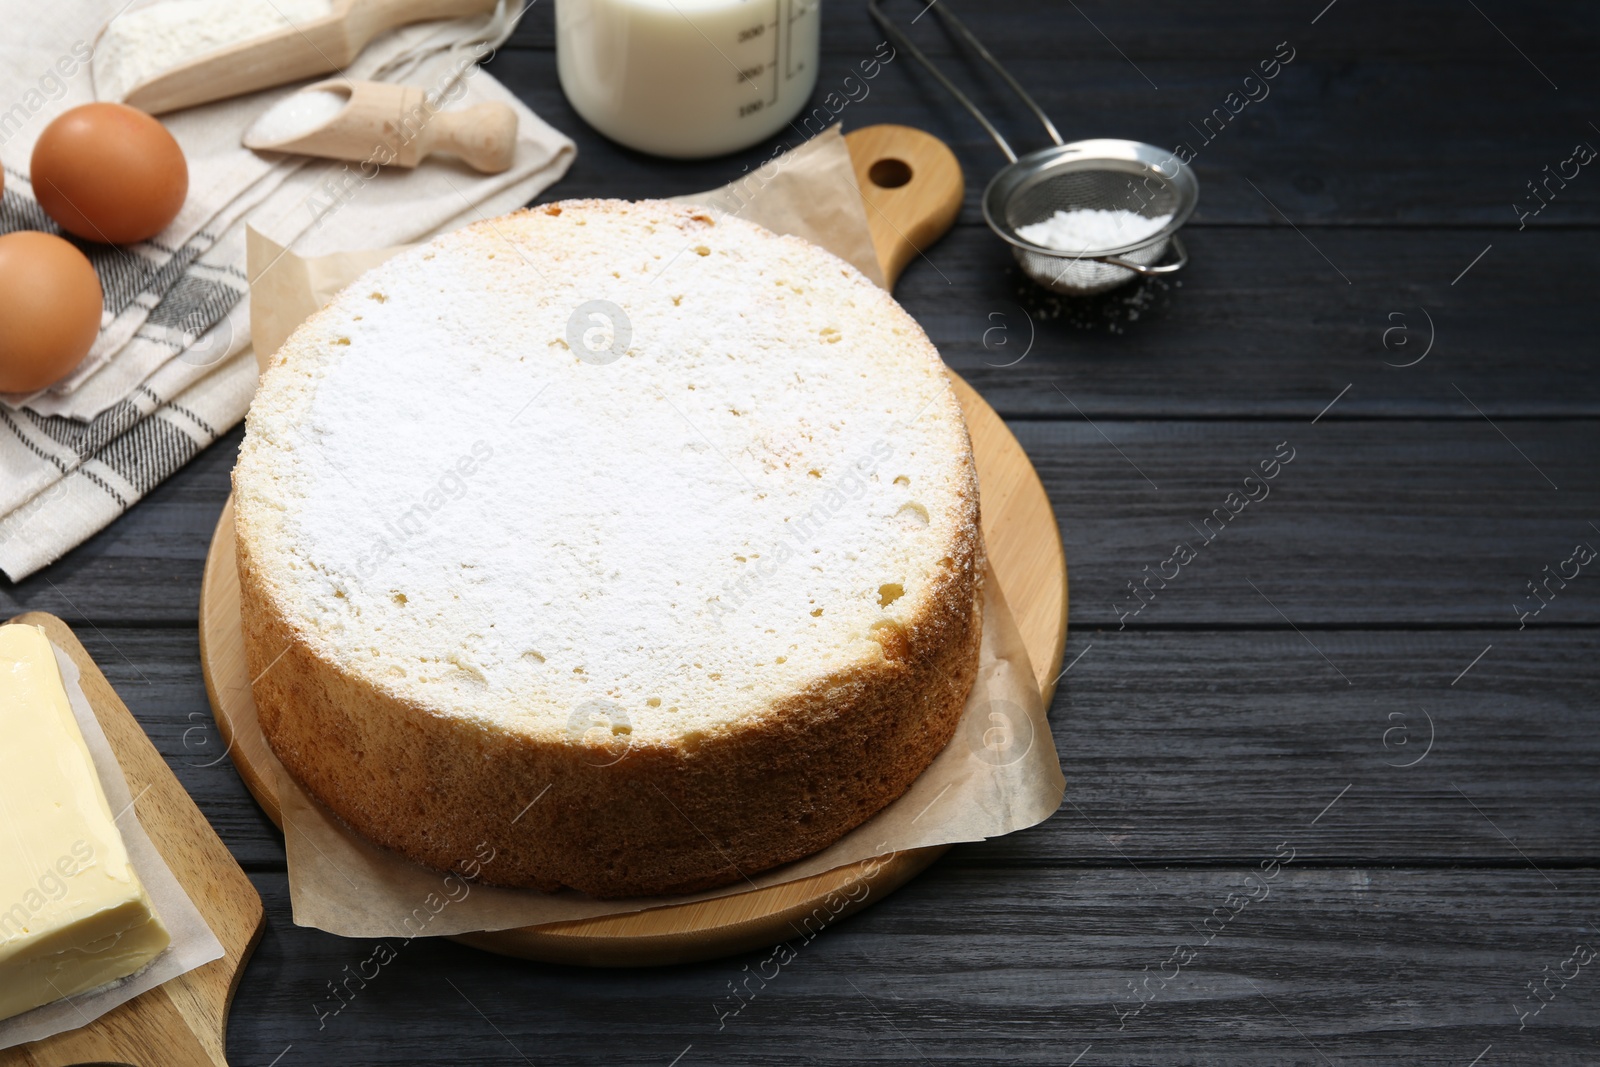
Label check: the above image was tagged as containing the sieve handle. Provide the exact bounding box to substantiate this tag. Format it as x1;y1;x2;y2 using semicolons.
869;0;1023;162
1097;234;1189;275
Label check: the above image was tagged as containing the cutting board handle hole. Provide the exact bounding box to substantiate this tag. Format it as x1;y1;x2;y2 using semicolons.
868;158;913;189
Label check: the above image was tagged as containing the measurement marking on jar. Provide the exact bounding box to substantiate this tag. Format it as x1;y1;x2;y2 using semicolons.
770;0;782;105
734;0;813;118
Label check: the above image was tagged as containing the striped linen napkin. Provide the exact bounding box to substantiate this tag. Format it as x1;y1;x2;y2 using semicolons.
0;0;574;580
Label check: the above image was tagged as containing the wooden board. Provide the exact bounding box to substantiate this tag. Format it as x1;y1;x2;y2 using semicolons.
1;614;263;1067
194;124;1066;965
197;370;1066;966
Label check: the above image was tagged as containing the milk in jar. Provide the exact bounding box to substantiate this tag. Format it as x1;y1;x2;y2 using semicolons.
556;0;821;158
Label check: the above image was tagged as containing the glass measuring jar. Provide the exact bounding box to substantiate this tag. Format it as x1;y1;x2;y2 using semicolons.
556;0;822;159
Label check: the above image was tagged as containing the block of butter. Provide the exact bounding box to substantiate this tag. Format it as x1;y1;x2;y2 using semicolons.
0;623;170;1023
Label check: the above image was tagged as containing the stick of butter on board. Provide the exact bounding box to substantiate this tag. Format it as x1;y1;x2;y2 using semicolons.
0;623;170;1022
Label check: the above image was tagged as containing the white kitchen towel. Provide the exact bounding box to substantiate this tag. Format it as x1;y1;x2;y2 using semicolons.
0;0;575;580
1;0;557;418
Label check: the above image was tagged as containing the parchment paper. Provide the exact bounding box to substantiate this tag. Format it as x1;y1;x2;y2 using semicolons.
668;125;887;287
244;125;1067;936
0;644;225;1050
246;126;881;371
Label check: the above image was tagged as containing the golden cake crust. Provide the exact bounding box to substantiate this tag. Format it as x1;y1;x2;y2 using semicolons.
238;524;980;897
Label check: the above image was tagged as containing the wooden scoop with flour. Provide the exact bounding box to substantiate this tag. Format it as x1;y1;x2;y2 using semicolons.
119;0;500;115
243;80;518;172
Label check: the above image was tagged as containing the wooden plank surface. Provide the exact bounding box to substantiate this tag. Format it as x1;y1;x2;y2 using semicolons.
506;0;1600;65
496;2;1600;227
7;419;1594;627
0;0;1596;1059
221;869;1600;1066
906;228;1600;418
191;371;1068;964
57;624;1600;870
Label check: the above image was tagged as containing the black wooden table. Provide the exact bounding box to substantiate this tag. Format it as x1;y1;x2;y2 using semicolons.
5;2;1597;1063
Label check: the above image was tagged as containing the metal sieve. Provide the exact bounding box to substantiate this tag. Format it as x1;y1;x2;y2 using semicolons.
869;0;1199;296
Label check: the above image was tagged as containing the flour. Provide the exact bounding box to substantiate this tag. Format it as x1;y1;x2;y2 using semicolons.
1016;207;1173;253
94;0;333;102
245;88;349;145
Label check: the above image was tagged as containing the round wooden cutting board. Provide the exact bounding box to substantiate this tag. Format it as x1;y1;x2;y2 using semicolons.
197;126;1068;966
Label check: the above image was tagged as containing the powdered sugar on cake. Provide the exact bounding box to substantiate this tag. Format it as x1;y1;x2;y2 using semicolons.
236;201;977;741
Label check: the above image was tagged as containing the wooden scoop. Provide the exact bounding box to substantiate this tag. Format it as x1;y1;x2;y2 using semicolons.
243;80;518;173
120;0;500;115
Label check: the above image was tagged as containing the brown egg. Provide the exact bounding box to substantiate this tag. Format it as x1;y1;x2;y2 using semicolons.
0;232;103;393
31;103;188;244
